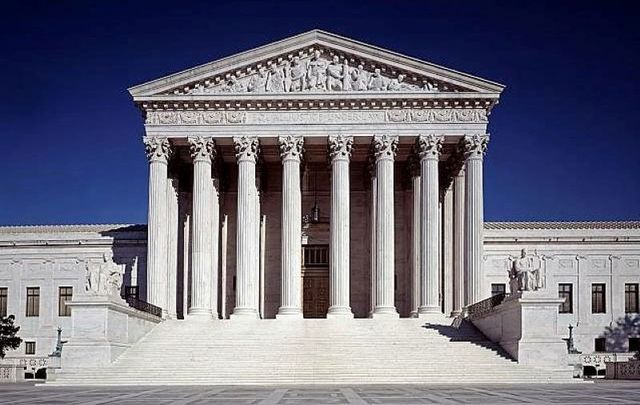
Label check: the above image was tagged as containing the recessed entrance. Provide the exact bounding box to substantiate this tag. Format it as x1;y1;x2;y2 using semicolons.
302;245;329;318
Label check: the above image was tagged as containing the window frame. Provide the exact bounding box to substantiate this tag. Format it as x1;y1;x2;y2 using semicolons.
491;283;506;297
25;287;40;317
625;283;639;314
24;341;36;355
0;287;7;318
591;283;606;314
58;286;73;317
558;283;573;314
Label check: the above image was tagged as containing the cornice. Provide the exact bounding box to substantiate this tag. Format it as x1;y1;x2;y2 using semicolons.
485;221;640;230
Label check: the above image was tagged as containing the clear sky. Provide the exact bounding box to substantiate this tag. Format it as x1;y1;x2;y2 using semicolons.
1;1;638;225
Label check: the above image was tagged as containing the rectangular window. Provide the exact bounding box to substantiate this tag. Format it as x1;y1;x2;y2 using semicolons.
629;337;640;352
302;245;329;267
558;284;573;314
123;286;138;300
592;284;606;314
26;287;40;317
58;287;73;317
491;283;506;296
25;341;36;355
595;337;606;352
0;287;7;318
625;284;639;314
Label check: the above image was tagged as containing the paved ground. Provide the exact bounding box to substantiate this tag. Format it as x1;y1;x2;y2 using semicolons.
1;382;639;404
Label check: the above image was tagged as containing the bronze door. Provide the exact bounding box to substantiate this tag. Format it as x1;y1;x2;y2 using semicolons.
303;272;329;318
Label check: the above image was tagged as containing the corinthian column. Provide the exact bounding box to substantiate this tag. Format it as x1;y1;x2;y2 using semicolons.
166;178;179;319
188;136;215;317
232;136;260;318
143;137;171;313
463;134;489;305
417;134;443;316
327;135;354;318
371;135;399;318
408;157;420;317
452;163;465;316
277;135;304;318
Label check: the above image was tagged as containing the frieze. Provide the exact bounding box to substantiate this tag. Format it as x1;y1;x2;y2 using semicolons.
387;109;487;123
145;108;488;126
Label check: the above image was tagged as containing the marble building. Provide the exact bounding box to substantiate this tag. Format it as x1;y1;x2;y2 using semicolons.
0;30;639;382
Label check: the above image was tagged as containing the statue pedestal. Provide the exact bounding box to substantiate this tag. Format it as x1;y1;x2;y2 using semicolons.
471;291;567;368
61;294;161;370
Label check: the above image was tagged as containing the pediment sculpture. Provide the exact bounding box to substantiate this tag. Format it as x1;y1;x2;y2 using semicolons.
508;248;545;293
181;50;440;96
85;251;124;298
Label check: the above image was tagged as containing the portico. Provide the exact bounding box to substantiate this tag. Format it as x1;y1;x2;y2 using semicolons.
131;30;502;320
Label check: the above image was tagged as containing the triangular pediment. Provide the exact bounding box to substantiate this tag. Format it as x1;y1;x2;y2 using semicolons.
129;30;504;99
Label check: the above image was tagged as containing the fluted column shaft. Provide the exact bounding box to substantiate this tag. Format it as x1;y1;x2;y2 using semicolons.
372;135;399;317
369;168;377;315
277;135;304;318
417;135;443;315
232;136;260;318
188;137;215;317
211;178;220;318
328;135;354;317
452;166;465;315
409;165;420;317
463;134;489;305
143;137;171;312
166;178;179;318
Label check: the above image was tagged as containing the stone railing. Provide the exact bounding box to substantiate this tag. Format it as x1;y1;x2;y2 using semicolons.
124;296;162;318
606;359;640;380
465;293;508;320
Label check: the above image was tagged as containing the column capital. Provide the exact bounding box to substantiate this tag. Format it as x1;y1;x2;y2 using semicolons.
233;136;259;163
143;136;172;163
278;135;304;162
461;134;489;160
372;134;398;162
188;136;216;163
416;134;443;161
328;135;353;162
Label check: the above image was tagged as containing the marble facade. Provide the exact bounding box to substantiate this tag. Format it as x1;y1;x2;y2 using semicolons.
0;31;639;377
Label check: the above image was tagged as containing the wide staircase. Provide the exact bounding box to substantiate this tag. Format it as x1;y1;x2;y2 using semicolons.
51;317;575;385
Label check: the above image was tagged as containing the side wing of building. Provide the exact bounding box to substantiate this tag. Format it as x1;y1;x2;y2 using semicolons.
483;221;640;353
0;225;146;361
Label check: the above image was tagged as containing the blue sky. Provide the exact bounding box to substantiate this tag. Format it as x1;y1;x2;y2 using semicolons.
1;1;638;225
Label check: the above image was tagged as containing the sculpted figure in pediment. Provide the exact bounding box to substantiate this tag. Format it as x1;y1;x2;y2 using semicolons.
287;56;307;92
247;67;268;92
266;64;286;92
306;50;327;91
326;55;346;91
368;68;387;91
350;64;369;91
221;75;246;93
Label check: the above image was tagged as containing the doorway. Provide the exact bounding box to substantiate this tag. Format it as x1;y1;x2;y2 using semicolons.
302;245;329;318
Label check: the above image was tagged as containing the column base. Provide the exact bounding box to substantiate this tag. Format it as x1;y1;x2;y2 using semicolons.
450;309;462;317
327;306;354;318
370;306;399;318
409;310;419;318
188;307;213;317
276;307;303;319
230;307;259;319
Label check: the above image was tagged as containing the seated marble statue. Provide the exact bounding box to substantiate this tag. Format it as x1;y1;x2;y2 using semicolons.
85;251;124;297
508;248;544;293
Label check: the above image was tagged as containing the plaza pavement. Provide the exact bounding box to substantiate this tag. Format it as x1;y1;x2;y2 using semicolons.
1;382;639;404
